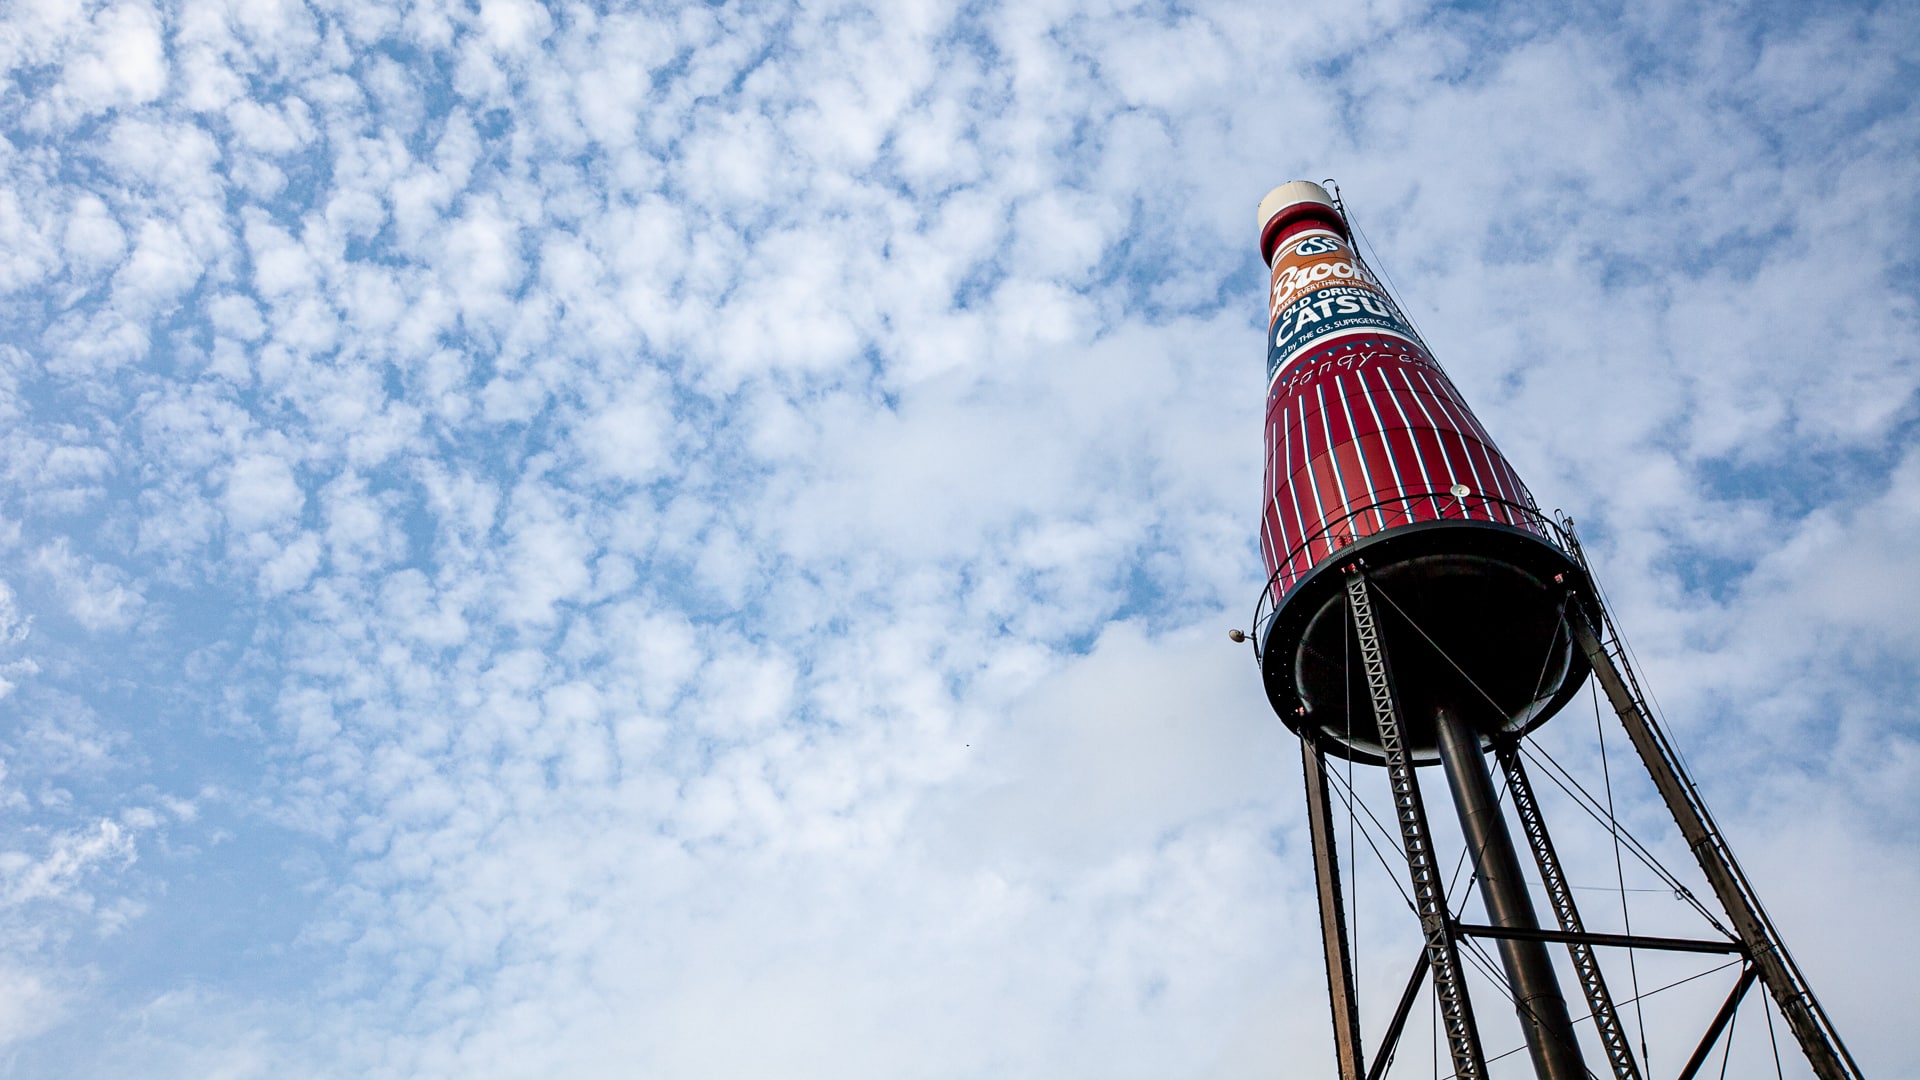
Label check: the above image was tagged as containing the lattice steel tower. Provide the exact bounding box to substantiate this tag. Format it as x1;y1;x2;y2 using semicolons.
1244;181;1861;1079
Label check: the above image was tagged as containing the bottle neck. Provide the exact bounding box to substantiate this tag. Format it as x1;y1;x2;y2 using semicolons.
1260;204;1348;264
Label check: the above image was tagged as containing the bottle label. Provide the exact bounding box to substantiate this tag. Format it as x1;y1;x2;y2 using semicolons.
1266;230;1421;384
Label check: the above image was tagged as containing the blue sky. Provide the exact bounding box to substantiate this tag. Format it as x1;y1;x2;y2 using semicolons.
0;0;1915;1075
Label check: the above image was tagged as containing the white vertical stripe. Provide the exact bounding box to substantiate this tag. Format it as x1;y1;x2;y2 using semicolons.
1426;380;1520;514
1280;403;1311;569
1297;398;1332;558
1377;363;1441;516
1403;367;1491;518
1419;374;1536;526
1408;369;1496;503
1282;403;1313;576
1265;413;1279;545
1315;380;1351;559
1260;503;1278;578
1335;377;1388;533
1356;368;1410;525
1393;365;1456;515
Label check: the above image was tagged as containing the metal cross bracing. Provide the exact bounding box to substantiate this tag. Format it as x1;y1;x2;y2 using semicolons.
1496;746;1642;1080
1280;540;1859;1079
1341;565;1486;1080
1566;601;1866;1080
1329;565;1830;1079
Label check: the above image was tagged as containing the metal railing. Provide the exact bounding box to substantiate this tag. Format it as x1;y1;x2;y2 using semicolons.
1252;491;1578;661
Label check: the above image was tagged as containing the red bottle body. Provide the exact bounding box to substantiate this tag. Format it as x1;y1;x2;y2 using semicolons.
1259;189;1540;601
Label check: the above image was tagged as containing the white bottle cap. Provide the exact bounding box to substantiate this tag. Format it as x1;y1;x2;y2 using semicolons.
1257;180;1337;232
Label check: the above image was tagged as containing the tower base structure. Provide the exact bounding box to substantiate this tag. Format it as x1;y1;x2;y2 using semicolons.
1263;527;1864;1080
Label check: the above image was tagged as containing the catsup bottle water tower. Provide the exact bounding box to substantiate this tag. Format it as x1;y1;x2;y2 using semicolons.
1247;181;1862;1080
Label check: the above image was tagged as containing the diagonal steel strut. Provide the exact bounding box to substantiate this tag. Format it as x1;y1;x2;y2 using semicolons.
1343;566;1486;1080
1499;745;1643;1080
1569;602;1863;1080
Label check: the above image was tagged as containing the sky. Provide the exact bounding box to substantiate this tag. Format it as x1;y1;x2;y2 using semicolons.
0;0;1915;1076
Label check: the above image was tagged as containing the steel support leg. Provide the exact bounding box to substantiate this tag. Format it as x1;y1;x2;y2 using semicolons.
1569;605;1862;1080
1344;568;1486;1080
1499;746;1643;1080
1301;736;1366;1080
1676;965;1758;1080
1434;710;1587;1080
1366;952;1430;1080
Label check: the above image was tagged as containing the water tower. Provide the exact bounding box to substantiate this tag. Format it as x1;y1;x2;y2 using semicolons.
1245;181;1861;1079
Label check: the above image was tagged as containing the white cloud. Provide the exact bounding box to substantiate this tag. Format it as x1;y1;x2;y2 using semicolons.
0;582;29;648
225;97;314;156
935;619;1285;866
223;452;304;532
55;3;168;117
206;292;266;341
0;819;135;908
0;186;63;297
111;219;202;319
0;963;66;1049
32;540;144;633
498;484;592;626
573;387;670;485
60;194;127;274
476;0;550;56
258;531;321;596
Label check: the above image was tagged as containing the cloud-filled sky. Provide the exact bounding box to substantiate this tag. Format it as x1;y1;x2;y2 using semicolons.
0;0;1914;1075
